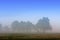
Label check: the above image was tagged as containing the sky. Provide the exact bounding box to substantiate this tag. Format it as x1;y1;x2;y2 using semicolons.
0;0;60;32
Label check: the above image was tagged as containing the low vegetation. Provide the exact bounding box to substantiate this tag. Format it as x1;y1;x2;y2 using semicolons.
0;33;60;40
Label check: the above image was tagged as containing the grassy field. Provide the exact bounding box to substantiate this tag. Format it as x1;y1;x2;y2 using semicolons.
0;33;60;40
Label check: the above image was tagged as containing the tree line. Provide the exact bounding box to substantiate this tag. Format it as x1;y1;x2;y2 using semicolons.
0;17;52;33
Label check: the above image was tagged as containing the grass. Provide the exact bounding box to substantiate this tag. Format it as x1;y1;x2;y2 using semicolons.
0;33;60;40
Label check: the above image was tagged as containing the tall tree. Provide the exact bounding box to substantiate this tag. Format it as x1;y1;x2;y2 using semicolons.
26;21;35;33
11;21;27;33
0;24;2;32
36;17;52;33
11;20;19;33
19;21;26;33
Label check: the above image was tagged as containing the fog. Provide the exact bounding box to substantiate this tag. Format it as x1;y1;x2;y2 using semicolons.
0;17;60;33
0;0;60;33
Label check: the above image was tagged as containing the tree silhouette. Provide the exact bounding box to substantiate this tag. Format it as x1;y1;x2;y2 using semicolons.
11;21;35;33
11;17;52;33
36;17;52;33
11;20;19;33
19;21;26;33
0;24;2;32
3;25;10;33
25;21;35;33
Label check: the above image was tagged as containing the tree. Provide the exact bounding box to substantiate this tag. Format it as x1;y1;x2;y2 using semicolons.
25;21;35;33
3;25;10;33
11;21;27;33
0;24;2;32
11;20;19;33
42;17;52;30
19;21;26;33
36;17;52;33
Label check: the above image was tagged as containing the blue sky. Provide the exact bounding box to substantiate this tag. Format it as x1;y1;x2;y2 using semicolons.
0;0;60;17
0;0;60;31
0;0;60;32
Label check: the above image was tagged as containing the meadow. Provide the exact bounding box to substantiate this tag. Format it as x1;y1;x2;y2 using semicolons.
0;33;60;40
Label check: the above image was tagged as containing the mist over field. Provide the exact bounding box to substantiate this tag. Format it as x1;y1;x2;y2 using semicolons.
0;17;58;33
0;0;60;33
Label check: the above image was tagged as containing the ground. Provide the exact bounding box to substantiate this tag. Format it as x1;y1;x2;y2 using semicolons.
0;33;60;40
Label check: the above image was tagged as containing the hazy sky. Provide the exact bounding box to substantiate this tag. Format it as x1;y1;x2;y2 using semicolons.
0;0;60;32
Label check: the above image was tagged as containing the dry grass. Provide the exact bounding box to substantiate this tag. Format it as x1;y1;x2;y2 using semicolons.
0;33;60;40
